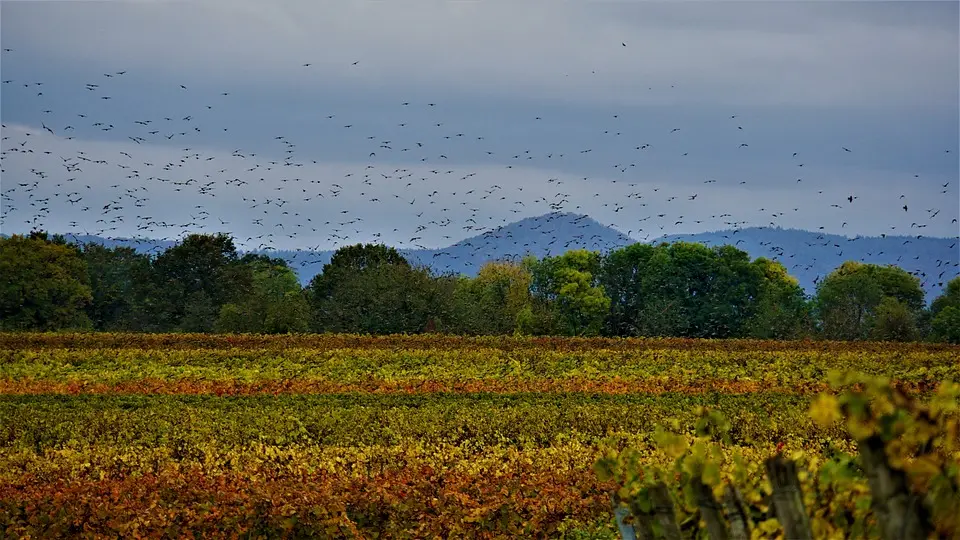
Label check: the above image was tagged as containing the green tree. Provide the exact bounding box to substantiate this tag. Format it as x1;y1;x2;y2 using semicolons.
450;260;533;334
744;258;813;339
930;277;960;318
930;306;960;344
528;250;610;335
815;261;924;340
0;233;92;330
600;242;771;338
514;299;561;336
81;243;155;331
307;244;449;334
685;244;762;338
215;258;309;333
447;276;483;335
600;243;657;336
929;277;960;343
815;265;882;340
871;296;919;341
313;265;447;334
308;243;408;299
151;233;250;332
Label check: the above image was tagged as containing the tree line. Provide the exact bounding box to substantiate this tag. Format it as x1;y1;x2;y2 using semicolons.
1;231;958;342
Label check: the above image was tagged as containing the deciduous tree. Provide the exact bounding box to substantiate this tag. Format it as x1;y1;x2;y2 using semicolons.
307;244;448;334
151;233;250;332
600;242;774;338
0;233;92;330
929;277;960;343
451;261;533;334
529;249;610;336
815;261;924;340
81;243;155;331
216;258;309;333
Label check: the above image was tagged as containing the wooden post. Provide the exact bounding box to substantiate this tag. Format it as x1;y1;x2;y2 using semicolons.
631;507;657;540
613;492;657;540
722;485;750;540
692;475;729;540
857;434;931;540
649;482;683;540
764;454;813;540
613;498;639;540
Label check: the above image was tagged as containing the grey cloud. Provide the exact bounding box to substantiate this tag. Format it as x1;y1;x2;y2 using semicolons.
3;124;956;251
3;1;956;108
1;2;957;251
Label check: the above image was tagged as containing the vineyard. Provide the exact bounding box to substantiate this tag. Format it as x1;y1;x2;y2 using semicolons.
1;333;958;538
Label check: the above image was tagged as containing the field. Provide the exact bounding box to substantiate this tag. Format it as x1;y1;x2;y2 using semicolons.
1;334;958;538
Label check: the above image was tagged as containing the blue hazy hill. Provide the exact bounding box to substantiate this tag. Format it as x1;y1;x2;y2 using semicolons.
18;212;958;300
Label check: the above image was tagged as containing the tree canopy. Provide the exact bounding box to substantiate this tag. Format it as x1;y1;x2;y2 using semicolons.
0;233;92;331
450;260;533;335
307;244;448;334
814;261;924;341
599;242;793;338
528;250;609;336
2;231;955;343
216;258;309;334
929;277;960;343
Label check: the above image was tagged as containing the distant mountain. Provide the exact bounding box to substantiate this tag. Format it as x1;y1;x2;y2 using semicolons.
407;211;633;272
58;234;180;253
0;233;180;254
15;213;958;300
265;212;634;286
11;212;631;281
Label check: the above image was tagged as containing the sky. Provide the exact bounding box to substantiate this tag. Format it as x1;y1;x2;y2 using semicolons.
1;1;958;252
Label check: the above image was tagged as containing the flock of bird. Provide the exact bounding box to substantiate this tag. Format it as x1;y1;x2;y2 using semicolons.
1;44;957;292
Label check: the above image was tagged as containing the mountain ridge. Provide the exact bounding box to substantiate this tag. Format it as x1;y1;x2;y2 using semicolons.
8;212;957;299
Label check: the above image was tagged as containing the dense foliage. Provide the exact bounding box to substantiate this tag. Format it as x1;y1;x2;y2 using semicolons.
2;232;957;341
0;232;93;331
598;375;960;538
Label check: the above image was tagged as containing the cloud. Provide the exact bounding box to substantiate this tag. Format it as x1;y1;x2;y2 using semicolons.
2;2;957;251
3;123;957;251
3;1;957;108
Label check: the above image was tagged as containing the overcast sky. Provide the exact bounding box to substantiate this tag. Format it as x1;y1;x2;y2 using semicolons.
2;1;958;251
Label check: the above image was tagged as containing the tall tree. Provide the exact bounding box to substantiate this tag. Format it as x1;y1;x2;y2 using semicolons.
600;242;769;338
81;243;155;331
930;276;960;317
743;257;813;339
309;243;409;299
215;258;310;333
600;242;656;336
0;233;92;330
451;260;533;335
815;261;924;340
686;244;761;337
871;297;919;342
307;244;449;334
528;249;610;336
929;277;960;343
151;233;250;332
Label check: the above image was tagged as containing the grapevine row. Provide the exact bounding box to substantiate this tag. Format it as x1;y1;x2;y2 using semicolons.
3;332;958;353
